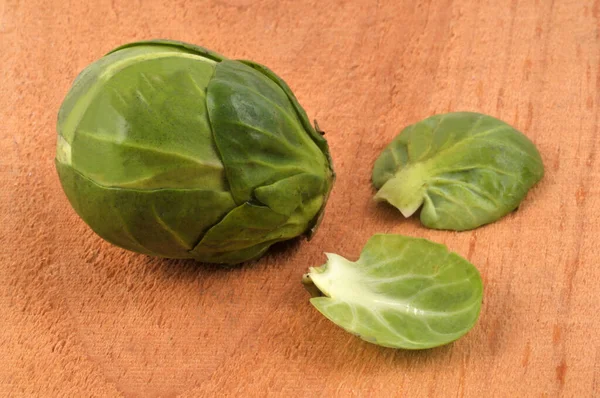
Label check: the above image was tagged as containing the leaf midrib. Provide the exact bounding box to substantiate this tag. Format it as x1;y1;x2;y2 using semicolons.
412;121;513;177
76;129;224;171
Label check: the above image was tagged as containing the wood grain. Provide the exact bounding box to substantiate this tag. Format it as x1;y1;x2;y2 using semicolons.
1;0;599;396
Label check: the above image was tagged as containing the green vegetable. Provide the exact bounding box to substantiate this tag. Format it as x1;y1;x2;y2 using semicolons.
55;40;334;264
303;234;483;349
372;112;544;231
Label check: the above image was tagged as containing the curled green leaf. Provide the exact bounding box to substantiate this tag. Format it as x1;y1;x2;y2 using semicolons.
372;112;544;231
303;234;483;349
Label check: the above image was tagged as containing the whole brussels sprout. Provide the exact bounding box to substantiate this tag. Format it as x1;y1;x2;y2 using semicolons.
56;40;334;265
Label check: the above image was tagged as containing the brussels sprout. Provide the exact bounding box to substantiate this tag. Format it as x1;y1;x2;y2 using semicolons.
303;234;483;349
372;112;544;231
56;40;334;264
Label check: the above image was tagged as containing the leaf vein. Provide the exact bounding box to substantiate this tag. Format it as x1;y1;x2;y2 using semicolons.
77;130;223;170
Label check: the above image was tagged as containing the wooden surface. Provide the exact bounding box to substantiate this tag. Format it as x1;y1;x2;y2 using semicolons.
1;0;599;396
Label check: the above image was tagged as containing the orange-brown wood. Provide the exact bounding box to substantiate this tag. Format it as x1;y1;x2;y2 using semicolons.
1;0;599;396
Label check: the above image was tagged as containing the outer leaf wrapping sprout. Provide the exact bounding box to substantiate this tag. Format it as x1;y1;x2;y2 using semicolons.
55;40;334;264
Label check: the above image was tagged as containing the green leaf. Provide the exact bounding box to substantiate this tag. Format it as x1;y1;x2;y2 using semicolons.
57;161;236;259
238;60;335;238
192;195;323;264
303;234;483;349
63;49;225;191
206;60;329;206
239;60;331;158
254;173;326;216
372;112;544;231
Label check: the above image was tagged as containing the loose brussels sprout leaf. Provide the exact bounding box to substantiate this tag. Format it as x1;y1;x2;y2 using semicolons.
303;234;483;349
55;40;334;264
372;112;544;231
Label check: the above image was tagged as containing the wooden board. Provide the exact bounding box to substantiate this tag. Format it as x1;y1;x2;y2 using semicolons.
2;0;599;396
